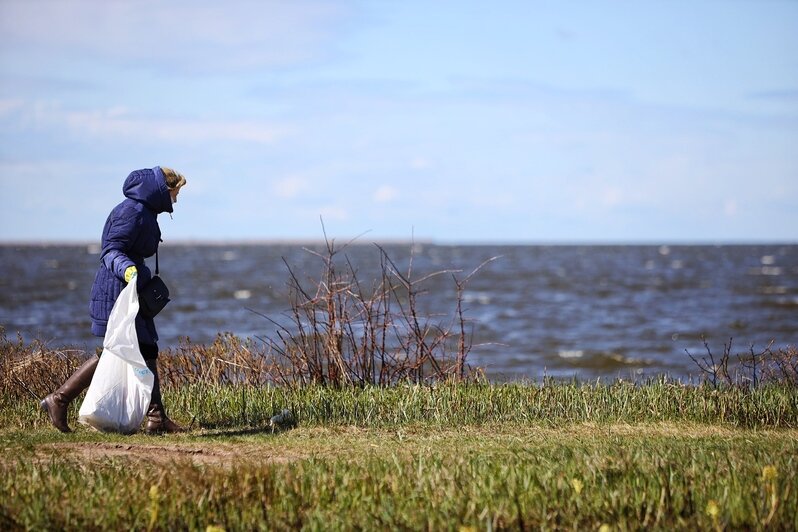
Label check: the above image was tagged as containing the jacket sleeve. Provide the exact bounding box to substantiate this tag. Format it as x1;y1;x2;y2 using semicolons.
100;209;141;281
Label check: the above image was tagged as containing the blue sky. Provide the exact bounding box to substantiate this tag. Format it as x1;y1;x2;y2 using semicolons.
1;0;796;243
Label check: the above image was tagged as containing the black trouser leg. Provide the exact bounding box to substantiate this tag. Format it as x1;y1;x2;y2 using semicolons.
142;345;185;434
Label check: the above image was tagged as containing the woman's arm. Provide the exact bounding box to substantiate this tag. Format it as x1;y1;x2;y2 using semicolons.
100;209;142;281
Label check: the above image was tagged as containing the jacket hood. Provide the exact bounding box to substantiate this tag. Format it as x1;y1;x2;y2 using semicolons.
122;167;173;214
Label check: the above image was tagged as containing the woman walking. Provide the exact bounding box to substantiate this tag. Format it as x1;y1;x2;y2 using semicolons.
41;166;187;434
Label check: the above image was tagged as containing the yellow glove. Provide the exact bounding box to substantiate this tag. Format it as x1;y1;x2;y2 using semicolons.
124;266;138;283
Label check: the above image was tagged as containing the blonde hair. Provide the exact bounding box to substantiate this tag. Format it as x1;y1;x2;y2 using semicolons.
161;166;187;190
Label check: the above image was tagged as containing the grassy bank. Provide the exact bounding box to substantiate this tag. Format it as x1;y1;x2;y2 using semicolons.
2;422;797;530
2;335;798;530
3;380;798;530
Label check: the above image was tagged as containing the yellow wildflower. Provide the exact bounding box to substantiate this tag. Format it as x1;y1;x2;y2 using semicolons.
762;465;778;483
206;527;226;532
571;478;584;495
706;500;720;519
598;525;612;532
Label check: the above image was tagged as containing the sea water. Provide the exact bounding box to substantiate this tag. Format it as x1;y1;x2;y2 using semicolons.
1;243;796;380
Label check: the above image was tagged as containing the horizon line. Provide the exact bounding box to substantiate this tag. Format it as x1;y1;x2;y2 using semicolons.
1;237;796;247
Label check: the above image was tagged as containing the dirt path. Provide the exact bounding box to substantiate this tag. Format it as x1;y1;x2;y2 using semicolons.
26;423;798;467
38;441;305;467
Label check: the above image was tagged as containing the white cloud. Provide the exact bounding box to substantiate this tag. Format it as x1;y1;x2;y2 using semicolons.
11;101;285;145
274;176;311;199
0;99;25;116
373;185;399;203
0;0;349;74
408;156;431;170
68;109;283;144
600;187;624;208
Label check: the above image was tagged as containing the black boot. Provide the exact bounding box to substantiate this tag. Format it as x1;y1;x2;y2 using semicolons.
145;358;186;434
40;356;99;432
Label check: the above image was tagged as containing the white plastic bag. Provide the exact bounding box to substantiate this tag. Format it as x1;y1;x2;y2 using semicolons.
79;279;154;433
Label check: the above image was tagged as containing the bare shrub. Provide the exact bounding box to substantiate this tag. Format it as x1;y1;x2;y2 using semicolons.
686;336;798;388
759;344;798;386
257;232;497;386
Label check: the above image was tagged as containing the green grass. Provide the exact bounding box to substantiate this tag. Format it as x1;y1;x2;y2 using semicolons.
5;380;798;432
2;424;797;530
2;382;798;530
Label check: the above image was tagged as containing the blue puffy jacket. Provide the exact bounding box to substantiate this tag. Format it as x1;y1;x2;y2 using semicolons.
89;167;174;344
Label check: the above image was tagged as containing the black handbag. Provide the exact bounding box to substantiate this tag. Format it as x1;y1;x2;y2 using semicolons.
139;250;170;318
